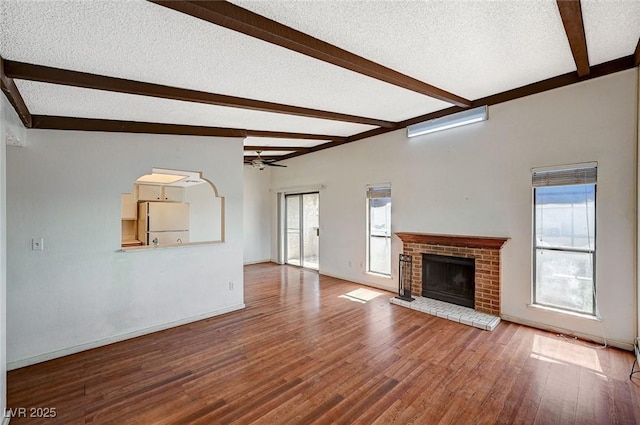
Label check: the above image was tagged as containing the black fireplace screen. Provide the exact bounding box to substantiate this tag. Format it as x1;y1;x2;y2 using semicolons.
422;254;475;308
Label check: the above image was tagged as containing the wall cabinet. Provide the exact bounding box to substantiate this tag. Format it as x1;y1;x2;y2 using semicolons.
163;186;184;202
137;184;184;202
121;193;137;220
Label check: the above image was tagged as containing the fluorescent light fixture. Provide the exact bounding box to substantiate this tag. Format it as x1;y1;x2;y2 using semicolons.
407;105;488;138
136;173;187;184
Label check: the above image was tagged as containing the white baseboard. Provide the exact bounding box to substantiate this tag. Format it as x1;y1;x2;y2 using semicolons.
7;303;246;370
501;313;634;351
243;259;273;265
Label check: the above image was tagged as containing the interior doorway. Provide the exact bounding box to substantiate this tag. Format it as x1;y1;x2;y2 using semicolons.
285;192;319;270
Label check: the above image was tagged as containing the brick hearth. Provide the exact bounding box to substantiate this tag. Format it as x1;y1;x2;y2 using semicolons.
396;233;509;316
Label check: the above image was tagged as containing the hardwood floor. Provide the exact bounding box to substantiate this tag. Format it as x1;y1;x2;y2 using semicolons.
7;262;640;424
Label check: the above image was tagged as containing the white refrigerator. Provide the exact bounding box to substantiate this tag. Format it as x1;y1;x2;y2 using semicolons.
138;202;190;246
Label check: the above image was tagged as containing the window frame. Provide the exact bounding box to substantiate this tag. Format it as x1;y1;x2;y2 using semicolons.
532;165;597;316
366;185;391;277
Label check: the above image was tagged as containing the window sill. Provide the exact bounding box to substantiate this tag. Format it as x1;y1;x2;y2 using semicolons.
366;271;392;279
527;303;600;321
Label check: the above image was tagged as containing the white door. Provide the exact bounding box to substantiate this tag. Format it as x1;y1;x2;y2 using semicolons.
285;193;319;270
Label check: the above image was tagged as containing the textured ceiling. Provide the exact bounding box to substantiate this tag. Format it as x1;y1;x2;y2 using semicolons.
243;137;328;149
0;0;449;121
15;80;375;136
231;0;578;100
1;0;639;160
582;0;640;65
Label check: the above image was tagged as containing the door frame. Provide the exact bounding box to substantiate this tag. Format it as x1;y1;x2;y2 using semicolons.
282;191;320;270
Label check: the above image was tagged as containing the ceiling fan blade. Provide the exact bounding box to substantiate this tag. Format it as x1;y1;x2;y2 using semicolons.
265;163;287;167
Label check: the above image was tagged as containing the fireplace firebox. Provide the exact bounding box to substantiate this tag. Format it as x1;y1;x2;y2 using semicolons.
422;254;475;308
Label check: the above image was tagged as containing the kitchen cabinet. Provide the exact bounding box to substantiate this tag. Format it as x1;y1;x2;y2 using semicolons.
163;186;184;202
121;193;140;247
121;193;137;220
137;184;184;202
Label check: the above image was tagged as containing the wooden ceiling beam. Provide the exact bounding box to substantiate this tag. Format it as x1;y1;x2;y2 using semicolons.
245;129;346;142
244;155;284;161
31;115;248;137
470;55;634;107
4;60;394;128
556;0;590;77
0;57;32;127
30;115;346;143
150;0;471;107
279;54;635;162
244;146;310;152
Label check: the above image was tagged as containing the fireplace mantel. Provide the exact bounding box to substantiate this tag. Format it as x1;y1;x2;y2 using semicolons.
395;232;509;250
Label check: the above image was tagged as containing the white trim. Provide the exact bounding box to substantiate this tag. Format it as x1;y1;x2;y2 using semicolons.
272;184;325;195
277;192;285;264
635;64;639;352
7;303;245;370
365;182;391;189
501;313;633;351
526;303;600;321
243;259;272;265
365;271;392;279
2;416;10;425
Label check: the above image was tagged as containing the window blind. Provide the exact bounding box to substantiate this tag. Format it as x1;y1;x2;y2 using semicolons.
532;166;597;187
366;186;391;199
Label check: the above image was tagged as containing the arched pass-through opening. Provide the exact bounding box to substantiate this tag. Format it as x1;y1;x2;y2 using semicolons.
120;168;224;249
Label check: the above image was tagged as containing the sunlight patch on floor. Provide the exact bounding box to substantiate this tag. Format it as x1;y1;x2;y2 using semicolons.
339;288;384;303
531;334;603;372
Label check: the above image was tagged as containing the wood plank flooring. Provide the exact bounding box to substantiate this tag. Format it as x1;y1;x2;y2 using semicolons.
7;262;640;424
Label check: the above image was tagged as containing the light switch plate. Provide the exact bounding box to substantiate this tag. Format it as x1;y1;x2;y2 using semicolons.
32;238;44;251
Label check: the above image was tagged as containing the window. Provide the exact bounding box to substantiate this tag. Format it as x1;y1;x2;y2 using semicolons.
533;165;596;315
367;185;391;275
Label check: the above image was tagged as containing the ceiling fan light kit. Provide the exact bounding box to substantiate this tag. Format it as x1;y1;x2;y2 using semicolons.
407;105;488;138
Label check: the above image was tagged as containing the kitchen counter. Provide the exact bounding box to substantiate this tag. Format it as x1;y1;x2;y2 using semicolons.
121;239;143;248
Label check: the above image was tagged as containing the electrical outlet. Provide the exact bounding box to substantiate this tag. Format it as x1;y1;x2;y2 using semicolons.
32;238;44;251
228;282;234;290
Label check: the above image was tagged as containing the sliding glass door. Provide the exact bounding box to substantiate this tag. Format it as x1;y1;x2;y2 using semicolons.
285;193;319;270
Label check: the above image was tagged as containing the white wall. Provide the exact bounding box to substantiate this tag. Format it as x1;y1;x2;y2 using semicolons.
183;181;223;243
0;94;23;420
6;129;245;368
243;166;272;264
270;69;638;348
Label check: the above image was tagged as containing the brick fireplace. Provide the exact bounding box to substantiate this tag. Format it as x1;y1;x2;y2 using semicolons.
396;233;509;316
